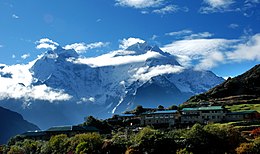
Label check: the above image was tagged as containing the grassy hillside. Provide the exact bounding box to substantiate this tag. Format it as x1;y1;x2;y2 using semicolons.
186;64;260;106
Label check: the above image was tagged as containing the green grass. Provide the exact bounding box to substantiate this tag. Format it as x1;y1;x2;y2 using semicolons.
225;104;260;112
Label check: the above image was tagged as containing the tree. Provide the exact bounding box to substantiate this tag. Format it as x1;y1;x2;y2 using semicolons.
157;105;164;111
133;127;176;153
205;124;244;154
104;131;132;154
168;105;178;110
7;145;25;154
46;134;69;154
84;116;112;134
184;123;210;154
134;105;145;115
18;139;39;154
69;133;103;154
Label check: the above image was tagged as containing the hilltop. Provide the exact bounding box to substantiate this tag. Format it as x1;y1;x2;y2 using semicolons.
0;106;39;144
187;64;260;105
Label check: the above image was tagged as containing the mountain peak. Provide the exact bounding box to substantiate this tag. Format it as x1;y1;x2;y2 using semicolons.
51;46;79;59
126;42;150;53
125;42;170;57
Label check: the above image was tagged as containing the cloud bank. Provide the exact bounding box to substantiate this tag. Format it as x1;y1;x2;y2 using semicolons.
119;37;145;49
200;0;235;13
115;0;164;9
36;38;59;50
162;33;260;70
64;42;109;54
73;50;163;67
115;0;188;15
0;61;71;103
132;65;184;81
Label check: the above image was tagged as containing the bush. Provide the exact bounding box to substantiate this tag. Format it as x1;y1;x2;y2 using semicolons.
69;133;103;154
236;143;255;154
7;145;25;154
132;127;176;154
44;134;69;154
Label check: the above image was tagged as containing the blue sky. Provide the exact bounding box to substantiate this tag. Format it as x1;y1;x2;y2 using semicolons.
0;0;260;78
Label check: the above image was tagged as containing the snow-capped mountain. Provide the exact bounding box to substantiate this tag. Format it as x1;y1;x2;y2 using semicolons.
0;42;224;129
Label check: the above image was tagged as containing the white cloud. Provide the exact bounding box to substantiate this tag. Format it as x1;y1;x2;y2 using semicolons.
85;42;109;50
12;14;19;19
21;53;30;60
162;38;236;58
152;5;187;14
162;38;238;69
194;51;225;70
36;38;59;50
119;37;145;49
77;97;96;104
0;61;71;102
64;42;109;54
12;54;16;59
72;50;163;67
166;30;212;39
65;43;87;53
141;10;149;14
200;0;235;13
151;35;158;40
184;32;214;39
0;81;71;103
115;0;164;9
226;34;260;61
162;33;260;70
229;23;239;29
132;65;184;81
165;29;192;36
243;0;260;17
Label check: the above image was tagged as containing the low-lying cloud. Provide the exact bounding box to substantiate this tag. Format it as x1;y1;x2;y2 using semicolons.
0;62;71;103
132;65;184;81
72;50;163;67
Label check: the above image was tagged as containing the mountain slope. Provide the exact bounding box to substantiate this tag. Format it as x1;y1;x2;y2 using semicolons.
0;42;224;129
0;106;39;144
187;64;260;104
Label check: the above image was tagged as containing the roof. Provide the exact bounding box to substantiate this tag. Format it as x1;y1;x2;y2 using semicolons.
46;125;99;132
46;125;73;132
182;106;223;111
142;110;177;115
118;114;135;117
82;126;99;131
21;131;46;137
227;110;257;115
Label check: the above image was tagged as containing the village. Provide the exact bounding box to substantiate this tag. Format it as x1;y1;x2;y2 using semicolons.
20;103;260;140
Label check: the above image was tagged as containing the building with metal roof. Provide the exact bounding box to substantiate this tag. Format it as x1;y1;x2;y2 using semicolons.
140;110;178;127
225;110;259;121
181;106;227;124
21;125;99;140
